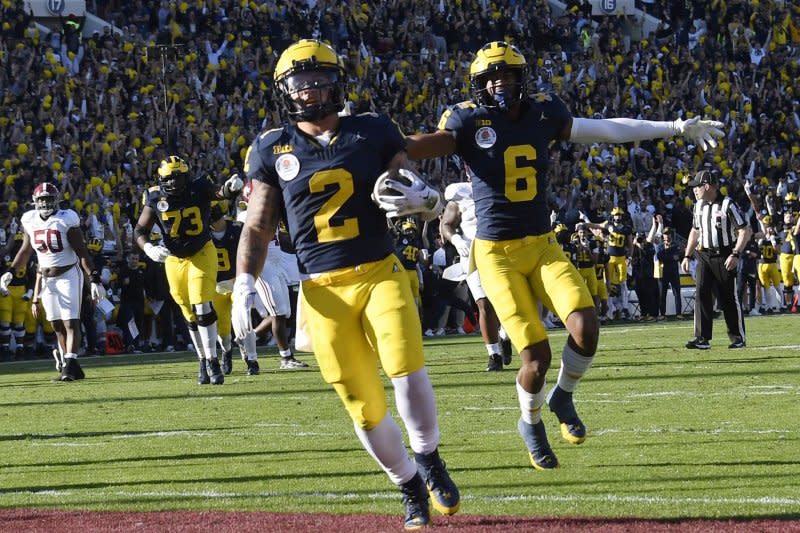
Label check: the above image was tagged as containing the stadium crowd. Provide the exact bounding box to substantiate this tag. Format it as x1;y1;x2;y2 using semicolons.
1;0;799;359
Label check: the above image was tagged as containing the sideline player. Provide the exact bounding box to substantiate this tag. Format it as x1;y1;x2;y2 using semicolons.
232;39;459;530
134;156;243;385
392;217;424;315
1;183;105;381
407;41;723;469
440;179;512;371
0;230;31;360
584;207;633;320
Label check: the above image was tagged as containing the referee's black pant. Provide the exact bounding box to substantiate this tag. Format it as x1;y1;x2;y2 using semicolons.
694;251;746;343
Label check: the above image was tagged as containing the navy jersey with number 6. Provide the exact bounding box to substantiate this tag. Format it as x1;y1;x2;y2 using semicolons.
144;177;216;258
438;94;570;240
244;113;403;275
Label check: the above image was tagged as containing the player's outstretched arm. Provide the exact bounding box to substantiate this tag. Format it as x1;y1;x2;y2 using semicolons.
568;116;724;150
406;130;457;161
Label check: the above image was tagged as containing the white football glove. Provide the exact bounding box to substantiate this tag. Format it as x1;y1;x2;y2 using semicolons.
90;282;107;302
143;242;171;263
672;117;724;151
449;233;471;258
22;289;33;301
231;273;268;341
743;179;752;197
0;271;12;296
222;173;244;198
372;168;444;221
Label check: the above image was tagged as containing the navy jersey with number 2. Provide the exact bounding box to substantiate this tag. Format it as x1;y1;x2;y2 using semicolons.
244;113;403;275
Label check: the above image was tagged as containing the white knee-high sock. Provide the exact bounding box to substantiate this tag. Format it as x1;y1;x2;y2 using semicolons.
198;321;218;360
517;379;546;425
353;413;418;485
218;333;232;353
237;332;257;360
187;328;205;359
392;368;440;455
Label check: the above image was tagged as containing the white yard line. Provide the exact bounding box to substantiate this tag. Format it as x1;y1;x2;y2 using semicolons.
6;489;800;507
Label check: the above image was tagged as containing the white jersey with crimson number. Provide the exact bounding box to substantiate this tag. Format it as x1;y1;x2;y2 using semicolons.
21;208;81;268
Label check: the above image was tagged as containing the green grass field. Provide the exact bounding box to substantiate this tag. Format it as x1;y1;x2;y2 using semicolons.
1;315;799;520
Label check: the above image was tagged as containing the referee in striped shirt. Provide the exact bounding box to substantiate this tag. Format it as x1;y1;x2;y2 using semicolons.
681;170;753;349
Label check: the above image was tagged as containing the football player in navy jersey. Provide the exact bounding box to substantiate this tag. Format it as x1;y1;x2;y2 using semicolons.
584;207;634;320
133;156;242;385
209;202;247;375
392;217;424;313
407;41;724;471
231;39;458;530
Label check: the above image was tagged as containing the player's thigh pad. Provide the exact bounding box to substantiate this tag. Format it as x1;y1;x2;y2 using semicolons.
188;241;218;305
259;266;291;317
212;291;232;337
41;264;83;321
405;269;420;303
474;236;548;349
301;255;422;429
579;267;598;296
9;286;27;324
608;255;627;284
535;244;595;320
0;293;11;323
779;254;795;286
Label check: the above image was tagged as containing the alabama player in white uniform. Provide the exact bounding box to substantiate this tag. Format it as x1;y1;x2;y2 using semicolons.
0;183;105;381
235;181;308;369
440;179;512;371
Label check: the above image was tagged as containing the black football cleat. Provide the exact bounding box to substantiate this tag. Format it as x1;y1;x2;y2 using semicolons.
547;385;586;444
415;449;460;515
222;349;233;375
60;358;85;382
207;358;224;385
501;337;513;366
197;358;210;385
246;359;260;375
486;353;503;371
518;418;559;470
399;472;430;530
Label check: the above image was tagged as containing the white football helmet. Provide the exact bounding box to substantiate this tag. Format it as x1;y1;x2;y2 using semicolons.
32;182;60;219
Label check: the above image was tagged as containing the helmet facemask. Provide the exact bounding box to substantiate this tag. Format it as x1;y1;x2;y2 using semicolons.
34;194;58;219
158;156;190;197
470;66;526;111
278;67;343;122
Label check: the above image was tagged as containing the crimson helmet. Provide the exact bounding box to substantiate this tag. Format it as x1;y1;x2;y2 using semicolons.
32;182;60;219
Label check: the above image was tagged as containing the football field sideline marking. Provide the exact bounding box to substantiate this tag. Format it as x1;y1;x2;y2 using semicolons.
6;489;800;508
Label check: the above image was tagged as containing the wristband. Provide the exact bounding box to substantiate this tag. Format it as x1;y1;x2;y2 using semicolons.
730;251;740;258
90;270;101;284
683;255;693;260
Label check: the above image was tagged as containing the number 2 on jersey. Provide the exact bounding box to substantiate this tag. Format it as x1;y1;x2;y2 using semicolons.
309;169;359;243
504;144;538;202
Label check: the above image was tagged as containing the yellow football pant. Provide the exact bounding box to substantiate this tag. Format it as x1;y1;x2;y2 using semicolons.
301;254;424;430
165;241;218;322
758;263;781;289
607;255;628;285
474;233;595;350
